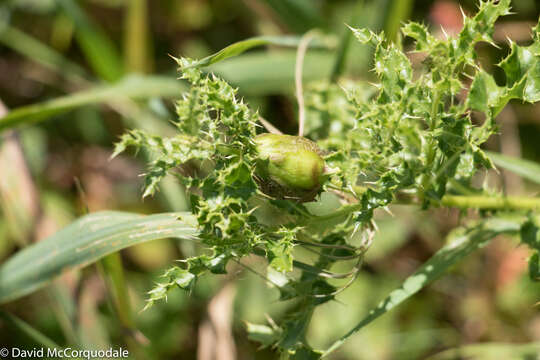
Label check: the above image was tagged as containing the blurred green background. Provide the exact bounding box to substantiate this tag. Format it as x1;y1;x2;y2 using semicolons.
0;0;539;359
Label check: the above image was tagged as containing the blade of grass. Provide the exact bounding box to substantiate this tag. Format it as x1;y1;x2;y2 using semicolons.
186;35;335;68
0;311;61;349
0;211;199;304
209;50;335;95
46;284;80;346
124;0;152;73
330;1;365;82
322;214;525;357
0;25;89;83
384;0;415;43
56;0;124;82
487;151;540;185
0;75;185;131
0;311;84;360
97;253;148;356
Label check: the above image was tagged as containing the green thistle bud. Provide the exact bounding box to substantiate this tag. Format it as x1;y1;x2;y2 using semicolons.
254;133;327;201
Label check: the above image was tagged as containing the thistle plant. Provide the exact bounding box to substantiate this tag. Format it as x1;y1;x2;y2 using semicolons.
113;0;540;357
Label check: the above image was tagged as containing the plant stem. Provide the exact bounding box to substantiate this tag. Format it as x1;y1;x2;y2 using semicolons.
313;193;540;222
97;253;149;356
440;195;540;210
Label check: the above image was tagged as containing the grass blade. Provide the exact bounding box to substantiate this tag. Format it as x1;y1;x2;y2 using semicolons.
322;215;524;357
0;25;88;82
0;311;61;349
56;0;124;82
124;0;153;73
384;0;415;42
209;51;334;95
487;151;540;185
330;1;365;82
0;211;199;304
0;75;185;131
186;35;335;68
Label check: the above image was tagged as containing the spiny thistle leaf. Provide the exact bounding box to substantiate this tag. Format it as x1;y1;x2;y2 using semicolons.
114;0;540;355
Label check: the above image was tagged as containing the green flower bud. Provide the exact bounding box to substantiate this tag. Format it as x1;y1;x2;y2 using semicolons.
254;133;326;201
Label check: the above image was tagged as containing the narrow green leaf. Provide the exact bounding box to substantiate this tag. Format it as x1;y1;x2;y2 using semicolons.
384;0;414;42
0;75;185;131
322;215;524;357
209;51;334;95
0;311;61;349
56;0;124;81
186;35;335;68
124;0;153;73
0;211;198;304
0;311;84;359
486;151;540;185
0;25;88;81
330;1;365;82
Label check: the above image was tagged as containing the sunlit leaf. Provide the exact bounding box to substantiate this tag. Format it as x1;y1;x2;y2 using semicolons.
487;151;540;185
56;0;124;81
0;211;198;304
0;75;185;131
186;35;335;68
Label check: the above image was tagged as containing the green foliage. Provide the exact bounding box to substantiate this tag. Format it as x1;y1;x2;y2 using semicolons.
186;35;334;68
110;1;540;357
0;75;186;131
0;211;198;304
487;151;540;185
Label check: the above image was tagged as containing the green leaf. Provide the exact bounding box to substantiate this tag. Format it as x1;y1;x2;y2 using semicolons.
402;22;436;51
0;25;88;81
209;51;334;95
426;342;540;360
0;75;185;131
268;240;294;273
56;0;124;81
0;211;198;304
246;322;281;348
186;35;335;68
486;151;540;185
322;215;524;357
499;37;540;103
0;311;61;349
467;69;506;114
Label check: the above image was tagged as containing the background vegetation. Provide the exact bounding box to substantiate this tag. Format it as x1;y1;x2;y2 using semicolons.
0;0;539;359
